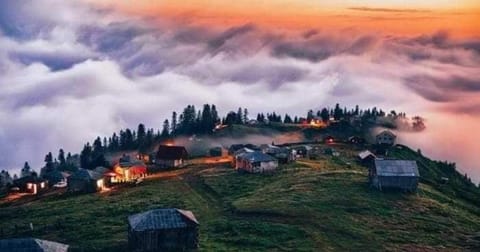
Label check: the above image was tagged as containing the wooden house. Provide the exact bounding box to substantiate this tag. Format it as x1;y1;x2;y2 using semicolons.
376;130;397;146
370;160;420;192
0;238;68;251
236;151;278;173
293;145;312;158
154;145;188;168
67;169;104;193
128;208;199;252
13;175;48;195
112;161;147;183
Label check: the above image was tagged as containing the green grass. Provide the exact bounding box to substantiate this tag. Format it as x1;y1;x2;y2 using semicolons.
1;144;480;251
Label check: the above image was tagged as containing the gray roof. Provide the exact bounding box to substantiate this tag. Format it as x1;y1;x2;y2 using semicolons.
377;130;396;138
0;238;69;252
374;160;419;177
128;208;199;232
70;169;103;181
238;151;277;163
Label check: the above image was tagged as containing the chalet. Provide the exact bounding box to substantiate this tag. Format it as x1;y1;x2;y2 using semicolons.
370;159;420;192
229;144;259;155
42;170;70;185
348;136;366;144
67;169;104;193
128;208;199;251
261;145;296;164
154;145;188;168
0;238;68;252
236;151;278;173
233;147;254;157
358;150;377;167
13;175;48;195
376;130;397;146
113;161;147;183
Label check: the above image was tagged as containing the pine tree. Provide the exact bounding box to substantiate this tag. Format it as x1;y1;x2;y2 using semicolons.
171;111;177;135
161;119;170;137
58;149;66;166
21;162;32;178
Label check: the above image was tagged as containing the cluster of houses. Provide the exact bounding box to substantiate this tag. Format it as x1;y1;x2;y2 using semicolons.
7;145;190;196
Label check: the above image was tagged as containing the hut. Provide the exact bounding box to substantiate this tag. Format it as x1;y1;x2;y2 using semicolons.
154;145;188;168
324;135;335;144
236;151;278;173
348;136;366;145
128;208;199;252
376;130;397;146
358;150;377;167
67;169;104;193
13;175;48;195
370;160;420;192
0;238;69;252
293;145;312;158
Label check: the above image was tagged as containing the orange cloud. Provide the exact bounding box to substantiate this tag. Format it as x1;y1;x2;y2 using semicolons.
89;0;480;38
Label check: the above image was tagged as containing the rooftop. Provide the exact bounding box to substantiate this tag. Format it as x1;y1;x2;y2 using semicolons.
128;208;198;232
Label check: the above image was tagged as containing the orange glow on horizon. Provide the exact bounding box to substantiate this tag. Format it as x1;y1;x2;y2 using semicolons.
88;0;480;38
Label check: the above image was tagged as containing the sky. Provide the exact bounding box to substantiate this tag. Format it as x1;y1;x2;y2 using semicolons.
0;1;479;181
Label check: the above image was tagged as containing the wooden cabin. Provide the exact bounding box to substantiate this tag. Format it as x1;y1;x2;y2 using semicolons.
236;151;278;173
128;208;199;251
154;146;188;168
376;130;397;146
370;160;420;192
358;150;377;167
0;238;68;251
13;175;48;195
67;169;104;193
112;161;147;183
348;136;366;144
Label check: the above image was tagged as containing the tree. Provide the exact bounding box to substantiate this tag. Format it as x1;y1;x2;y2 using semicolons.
21;162;32;178
161;119;170;137
80;143;92;169
171;111;177;135
284;114;293;124
320;108;329;122
243;108;248;123
307;110;314;122
225;111;237;125
333;103;343;120
236;107;243;124
58;149;66;166
137;123;146;146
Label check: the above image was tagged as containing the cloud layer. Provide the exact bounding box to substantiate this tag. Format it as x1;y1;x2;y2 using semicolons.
0;0;479;180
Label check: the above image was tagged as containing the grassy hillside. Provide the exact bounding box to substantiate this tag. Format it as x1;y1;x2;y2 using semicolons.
1;144;480;251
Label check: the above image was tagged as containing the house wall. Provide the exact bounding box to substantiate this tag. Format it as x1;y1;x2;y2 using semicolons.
67;178;99;193
372;176;419;191
155;159;183;168
376;134;396;145
128;226;199;251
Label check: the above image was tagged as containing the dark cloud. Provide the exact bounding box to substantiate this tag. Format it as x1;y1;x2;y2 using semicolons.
207;23;255;50
405;75;480;102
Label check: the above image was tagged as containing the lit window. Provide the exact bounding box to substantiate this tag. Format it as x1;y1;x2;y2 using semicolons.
27;183;32;189
40;182;45;188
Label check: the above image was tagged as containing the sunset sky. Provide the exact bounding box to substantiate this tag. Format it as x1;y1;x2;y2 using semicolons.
0;1;479;180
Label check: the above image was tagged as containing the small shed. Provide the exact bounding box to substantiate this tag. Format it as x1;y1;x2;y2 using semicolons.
348;136;366;144
358;150;376;167
0;238;69;252
128;208;199;252
370;160;420;192
13;175;48;195
236;151;278;173
376;130;397;146
67;169;104;193
154;146;188;168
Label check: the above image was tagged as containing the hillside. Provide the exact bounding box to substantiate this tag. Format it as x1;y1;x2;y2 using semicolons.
1;143;480;251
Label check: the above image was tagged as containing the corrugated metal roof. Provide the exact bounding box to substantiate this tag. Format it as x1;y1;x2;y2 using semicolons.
128;208;198;232
0;238;69;251
238;151;277;163
374;160;419;177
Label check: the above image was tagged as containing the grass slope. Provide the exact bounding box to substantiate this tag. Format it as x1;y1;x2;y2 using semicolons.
1;144;479;251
